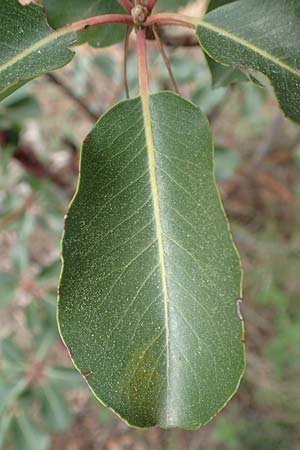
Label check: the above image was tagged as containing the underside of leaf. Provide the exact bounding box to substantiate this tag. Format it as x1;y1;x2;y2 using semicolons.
58;91;245;429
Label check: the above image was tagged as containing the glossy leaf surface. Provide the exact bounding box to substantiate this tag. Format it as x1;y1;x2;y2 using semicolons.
59;92;245;429
0;0;76;102
197;0;300;122
43;0;125;48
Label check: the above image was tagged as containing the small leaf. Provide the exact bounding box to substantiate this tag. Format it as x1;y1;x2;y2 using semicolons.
214;145;241;181
11;414;50;450
43;0;126;48
0;412;12;449
0;378;28;415
0;273;17;307
0;92;40;127
58;92;245;429
38;384;73;432
0;0;76;102
1;338;26;366
45;367;83;390
196;0;300;122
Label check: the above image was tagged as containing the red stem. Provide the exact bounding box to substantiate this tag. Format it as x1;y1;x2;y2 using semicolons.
147;0;157;13
117;0;133;13
136;28;148;96
146;13;196;29
65;14;134;32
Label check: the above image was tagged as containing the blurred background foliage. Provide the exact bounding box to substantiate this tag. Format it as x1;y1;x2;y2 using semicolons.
1;1;300;449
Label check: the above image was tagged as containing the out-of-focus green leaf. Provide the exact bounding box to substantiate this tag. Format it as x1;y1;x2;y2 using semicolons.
0;338;26;366
0;95;40;127
0;273;18;307
38;384;73;432
213;416;241;449
0;0;76;102
0;412;12;449
11;414;50;450
59;92;244;428
10;212;35;274
43;0;125;48
45;367;83;390
197;0;300;122
35;329;57;360
154;0;194;11
94;54;116;79
37;259;61;284
214;145;241;181
206;56;249;88
0;378;27;415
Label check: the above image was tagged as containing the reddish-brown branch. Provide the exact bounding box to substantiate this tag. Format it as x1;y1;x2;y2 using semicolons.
147;0;157;13
123;26;132;99
0;132;74;192
65;14;134;33
61;12;195;36
136;28;149;96
153;26;179;94
117;0;133;13
13;146;73;191
146;13;196;29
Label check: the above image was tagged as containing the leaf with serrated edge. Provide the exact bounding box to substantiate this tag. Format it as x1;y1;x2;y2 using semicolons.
0;0;76;101
58;91;245;429
197;0;300;122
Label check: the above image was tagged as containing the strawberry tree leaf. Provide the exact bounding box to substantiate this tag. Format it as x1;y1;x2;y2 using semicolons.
154;0;194;11
205;0;248;87
206;0;238;12
197;0;300;122
206;57;249;88
0;0;76;102
43;0;126;48
58;92;245;429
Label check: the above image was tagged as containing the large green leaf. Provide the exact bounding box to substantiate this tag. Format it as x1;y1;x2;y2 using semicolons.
11;414;50;450
0;0;76;102
38;384;73;432
43;0;126;48
205;0;253;87
197;0;300;122
206;0;237;12
58;91;245;429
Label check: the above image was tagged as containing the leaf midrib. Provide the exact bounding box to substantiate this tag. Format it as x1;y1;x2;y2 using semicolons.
198;19;300;76
0;28;71;83
140;92;170;410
